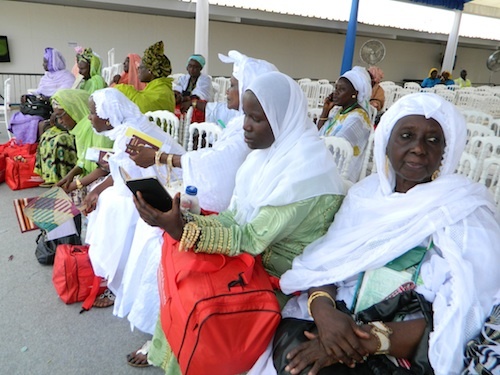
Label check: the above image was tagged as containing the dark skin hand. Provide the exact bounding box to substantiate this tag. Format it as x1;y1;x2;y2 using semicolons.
129;145;183;169
133;191;184;240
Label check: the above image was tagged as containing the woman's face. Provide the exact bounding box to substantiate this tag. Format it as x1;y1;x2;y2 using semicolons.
242;90;275;150
187;59;202;78
43;58;49;71
88;98;112;133
442;72;450;80
138;62;154;83
387;115;445;193
123;57;130;73
226;76;239;110
53;107;77;130
430;70;438;79
78;60;90;79
332;77;357;107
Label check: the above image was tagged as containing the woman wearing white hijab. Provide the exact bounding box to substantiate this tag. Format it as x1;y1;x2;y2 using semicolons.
83;88;184;306
133;71;345;372
249;93;500;375
317;66;373;183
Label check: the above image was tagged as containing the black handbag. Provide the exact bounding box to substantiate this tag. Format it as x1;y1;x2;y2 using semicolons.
20;94;52;119
273;290;434;375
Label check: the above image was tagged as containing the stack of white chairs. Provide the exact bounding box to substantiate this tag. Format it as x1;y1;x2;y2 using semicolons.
322;136;354;182
187;122;222;152
213;77;230;102
299;81;320;108
403;82;420;93
180;107;194;149
359;131;376;180
489;119;500;137
435;89;456;103
461;110;493;126
456;152;479;181
318;79;330;85
468;136;500;181
0;78;12;140
466;123;494;149
297;78;312;85
317;83;333;108
146;110;180;143
478;157;500;206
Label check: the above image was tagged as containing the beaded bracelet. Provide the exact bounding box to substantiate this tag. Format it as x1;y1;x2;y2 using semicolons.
368;321;393;355
307;291;336;317
179;221;201;251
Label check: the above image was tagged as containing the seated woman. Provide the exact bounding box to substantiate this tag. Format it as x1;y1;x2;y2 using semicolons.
174;54;214;122
317;66;372;183
75;48;107;94
249;93;500;375
54;89;113;197
115;41;175;114
134;71;346;373
83;87;185;308
440;70;454;86
9;47;75;143
367;66;385;113
111;53;145;91
420;68;441;88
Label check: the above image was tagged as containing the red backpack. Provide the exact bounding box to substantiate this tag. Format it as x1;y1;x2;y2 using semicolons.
159;233;281;375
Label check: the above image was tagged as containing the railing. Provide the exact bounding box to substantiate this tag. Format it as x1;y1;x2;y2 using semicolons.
0;73;44;104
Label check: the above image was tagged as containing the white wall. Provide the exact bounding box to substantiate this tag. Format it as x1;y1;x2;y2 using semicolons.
1;0;498;85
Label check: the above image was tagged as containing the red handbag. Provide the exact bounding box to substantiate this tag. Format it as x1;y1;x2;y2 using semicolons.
0;153;5;183
0;138;38;158
159;233;281;375
5;154;43;190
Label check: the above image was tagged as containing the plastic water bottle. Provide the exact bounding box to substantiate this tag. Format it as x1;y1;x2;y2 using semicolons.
180;186;201;215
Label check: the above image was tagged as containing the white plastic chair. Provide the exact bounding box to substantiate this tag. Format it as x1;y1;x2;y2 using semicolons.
300;81;320;108
478;157;500;207
0;78;12;140
489;120;500;137
460;110;494;126
187;122;222;151
322;136;354;181
107;48;115;67
180;106;194;149
214;77;230;102
145;110;180;143
468;136;500;181
466;123;495;145
297;78;312;85
456;152;479;181
317;83;333;108
403;82;421;93
307;108;323;124
318;79;330;85
435;90;456;103
359;130;375;180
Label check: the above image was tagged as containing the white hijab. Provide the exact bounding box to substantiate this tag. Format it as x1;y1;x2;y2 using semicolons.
90;88;184;186
341;66;372;113
281;93;500;374
229;72;345;225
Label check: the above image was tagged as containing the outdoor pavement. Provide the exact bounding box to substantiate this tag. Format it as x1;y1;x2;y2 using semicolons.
0;127;163;374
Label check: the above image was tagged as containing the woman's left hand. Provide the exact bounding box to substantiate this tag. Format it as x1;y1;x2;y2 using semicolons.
285;332;339;375
83;190;99;215
133;191;184;240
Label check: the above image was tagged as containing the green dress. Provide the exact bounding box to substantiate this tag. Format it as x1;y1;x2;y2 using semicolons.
116;77;175;114
34;126;77;184
148;194;344;373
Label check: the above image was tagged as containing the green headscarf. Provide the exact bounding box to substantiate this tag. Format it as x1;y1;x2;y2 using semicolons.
77;47;102;78
142;41;172;79
51;89;90;123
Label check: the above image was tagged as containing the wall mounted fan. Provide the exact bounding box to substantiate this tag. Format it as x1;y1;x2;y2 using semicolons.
487;50;500;84
360;39;386;66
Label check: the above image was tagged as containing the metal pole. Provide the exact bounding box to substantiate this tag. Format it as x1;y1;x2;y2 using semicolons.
340;0;360;75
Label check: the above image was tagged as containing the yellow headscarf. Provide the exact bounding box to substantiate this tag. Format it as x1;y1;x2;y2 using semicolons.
142;41;172;79
428;68;438;77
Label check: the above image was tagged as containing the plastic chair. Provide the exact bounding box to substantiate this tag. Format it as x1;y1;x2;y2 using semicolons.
359;130;375;180
214;77;230;102
307;108;323;123
0;78;12;140
489;120;500;137
145;110;180;143
187;122;222;151
478;157;500;207
403;82;420;93
468;136;500;181
435;89;456;103
317;83;333;108
297;78;311;85
460;110;494;126
322;136;353;181
318;79;330;85
180;106;194;149
456;152;479;182
466;123;495;148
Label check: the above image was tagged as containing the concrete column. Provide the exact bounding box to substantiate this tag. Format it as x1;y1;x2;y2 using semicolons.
195;0;209;73
441;9;462;75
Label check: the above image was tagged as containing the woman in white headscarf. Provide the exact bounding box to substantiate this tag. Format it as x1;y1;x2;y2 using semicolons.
317;66;373;183
132;50;279;213
250;92;500;375
83;88;184;307
133;71;346;372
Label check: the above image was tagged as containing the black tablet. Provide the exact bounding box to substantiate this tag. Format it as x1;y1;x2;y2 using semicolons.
126;178;173;212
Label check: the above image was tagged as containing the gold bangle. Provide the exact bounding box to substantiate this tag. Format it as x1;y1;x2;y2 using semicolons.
319;117;329;121
368;321;393;355
75;178;84;190
166;154;174;169
307;291;336;317
155;150;163;166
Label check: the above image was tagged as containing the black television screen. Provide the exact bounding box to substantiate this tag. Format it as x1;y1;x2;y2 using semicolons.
0;36;11;62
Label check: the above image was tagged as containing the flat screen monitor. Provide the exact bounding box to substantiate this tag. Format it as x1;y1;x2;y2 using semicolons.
0;36;11;62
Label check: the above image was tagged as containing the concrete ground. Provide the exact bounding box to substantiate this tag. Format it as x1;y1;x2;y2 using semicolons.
0;127;163;374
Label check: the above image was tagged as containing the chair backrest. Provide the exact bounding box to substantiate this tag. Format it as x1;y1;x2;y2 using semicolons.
435;89;456;103
214;76;230;102
478;157;500;207
297;78;311;85
180;106;194;149
359;130;375;180
107;48;115;67
1;78;12;139
318;79;330;85
145;110;180;142
461;109;493;126
468;136;500;180
466;122;495;143
299;81;320;108
379;81;396;89
187;122;222;151
403;82;420;92
489;119;500;137
433;84;448;92
322;136;354;180
456;152;479;181
307;108;323;124
317;83;333;108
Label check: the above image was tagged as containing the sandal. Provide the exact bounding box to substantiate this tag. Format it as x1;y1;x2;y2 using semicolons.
92;288;115;308
39;182;55;188
126;340;152;368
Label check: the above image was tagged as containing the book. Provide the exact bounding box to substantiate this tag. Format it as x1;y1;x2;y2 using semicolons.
119;166;173;212
124;127;163;156
85;147;114;171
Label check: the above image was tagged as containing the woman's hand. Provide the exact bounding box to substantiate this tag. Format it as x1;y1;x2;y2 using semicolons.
56;174;74;192
313;302;370;366
129;145;156;168
285;333;339;375
133;191;184;240
83;190;100;215
112;74;121;84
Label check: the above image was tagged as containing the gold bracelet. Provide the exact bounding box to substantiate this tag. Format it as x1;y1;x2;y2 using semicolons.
307;291;336;317
179;221;201;251
75;178;84;190
319;117;329;121
368;321;393;355
166;154;174;169
155;150;163;166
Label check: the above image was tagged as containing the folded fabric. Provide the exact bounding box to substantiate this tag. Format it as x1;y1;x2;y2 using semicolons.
13;197;39;232
23;187;81;232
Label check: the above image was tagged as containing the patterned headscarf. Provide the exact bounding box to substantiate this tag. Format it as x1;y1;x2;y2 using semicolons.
142;41;172;79
76;47;102;78
367;66;384;84
187;54;206;69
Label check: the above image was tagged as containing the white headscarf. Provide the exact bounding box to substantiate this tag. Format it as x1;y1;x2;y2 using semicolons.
90;88;184;187
229;71;345;224
181;52;278;212
340;66;372;112
281;93;500;374
218;50;278;113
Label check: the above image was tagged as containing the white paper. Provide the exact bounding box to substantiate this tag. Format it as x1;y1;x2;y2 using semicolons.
46;219;77;241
